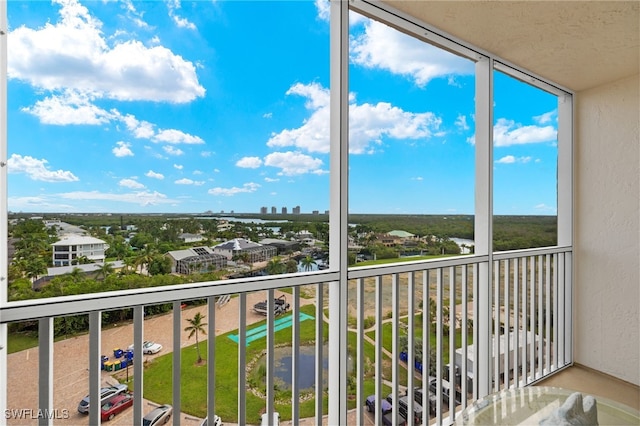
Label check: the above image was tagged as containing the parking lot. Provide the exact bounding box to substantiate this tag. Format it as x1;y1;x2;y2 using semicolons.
6;291;305;425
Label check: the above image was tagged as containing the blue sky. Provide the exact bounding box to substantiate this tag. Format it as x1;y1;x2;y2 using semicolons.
6;0;558;215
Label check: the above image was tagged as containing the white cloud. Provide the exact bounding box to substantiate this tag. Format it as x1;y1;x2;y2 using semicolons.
494;118;557;147
119;178;145;189
236;157;263;168
412;176;424;181
350;19;473;87
167;0;197;30
208;182;261;196
264;151;325;176
315;0;330;21
145;170;164;179
113;141;134;157
175;178;204;185
7;154;79;182
264;177;279;183
201;151;212;157
267;82;441;155
173;164;183;170
263;112;273;119
455;114;469;131
8;195;76;211
121;114;156;139
534;109;557;125
59;190;175;206
496;155;532;164
22;90;114;125
193;170;203;175
163;146;184;156
154;129;204;144
9;0;205;103
119;113;203;144
534;203;557;213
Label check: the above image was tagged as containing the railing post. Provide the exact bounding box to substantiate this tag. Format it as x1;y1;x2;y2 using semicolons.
172;301;181;426
37;318;53;426
88;311;102;426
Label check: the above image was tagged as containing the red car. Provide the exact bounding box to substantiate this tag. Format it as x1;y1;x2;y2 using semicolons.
101;393;133;421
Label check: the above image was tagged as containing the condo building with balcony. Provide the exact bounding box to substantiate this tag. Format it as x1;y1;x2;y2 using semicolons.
51;235;109;267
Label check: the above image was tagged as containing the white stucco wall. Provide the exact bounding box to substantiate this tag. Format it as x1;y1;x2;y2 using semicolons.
575;74;639;385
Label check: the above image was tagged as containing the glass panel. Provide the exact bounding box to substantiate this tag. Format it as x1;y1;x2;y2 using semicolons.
348;11;476;264
493;70;558;250
7;0;330;300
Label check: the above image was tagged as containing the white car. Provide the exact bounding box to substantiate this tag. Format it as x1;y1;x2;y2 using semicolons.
261;412;280;426
127;341;163;354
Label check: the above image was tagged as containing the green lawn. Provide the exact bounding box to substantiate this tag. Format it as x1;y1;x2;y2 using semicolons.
141;304;328;424
7;332;39;353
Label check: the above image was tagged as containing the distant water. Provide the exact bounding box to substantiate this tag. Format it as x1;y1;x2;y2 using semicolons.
451;237;474;254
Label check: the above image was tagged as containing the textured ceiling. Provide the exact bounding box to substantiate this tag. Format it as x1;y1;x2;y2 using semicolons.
382;1;639;92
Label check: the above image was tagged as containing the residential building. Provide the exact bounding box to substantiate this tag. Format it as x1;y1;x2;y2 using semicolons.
260;206;268;214
178;233;204;244
292;206;301;214
271;206;277;214
212;238;277;263
166;247;227;275
51;235;109;266
0;3;637;426
281;207;287;214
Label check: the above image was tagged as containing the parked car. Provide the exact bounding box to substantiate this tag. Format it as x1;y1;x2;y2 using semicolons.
382;411;407;426
77;384;128;414
127;341;163;354
429;377;462;406
199;415;223;426
365;395;392;414
387;394;423;423
101;393;133;421
143;404;173;426
260;412;280;426
408;387;437;416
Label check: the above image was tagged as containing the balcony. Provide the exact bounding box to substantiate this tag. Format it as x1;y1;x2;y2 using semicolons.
1;1;638;426
1;247;578;425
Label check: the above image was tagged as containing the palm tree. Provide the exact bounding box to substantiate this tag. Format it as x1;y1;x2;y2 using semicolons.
184;312;207;364
266;256;285;275
300;255;317;272
95;262;114;280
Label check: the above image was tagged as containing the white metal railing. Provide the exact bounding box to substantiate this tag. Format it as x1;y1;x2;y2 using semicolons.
0;248;572;426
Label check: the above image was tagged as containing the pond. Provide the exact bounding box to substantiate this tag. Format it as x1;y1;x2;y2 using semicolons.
256;344;353;391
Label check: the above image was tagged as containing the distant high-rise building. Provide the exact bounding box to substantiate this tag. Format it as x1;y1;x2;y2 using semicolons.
324;210;329;215
312;210;319;215
260;207;268;214
293;205;301;214
282;207;287;214
271;206;277;214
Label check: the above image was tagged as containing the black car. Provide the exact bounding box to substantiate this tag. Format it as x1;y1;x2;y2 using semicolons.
429;378;462;406
387;394;423;423
408;387;437;416
382;411;407;426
